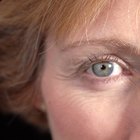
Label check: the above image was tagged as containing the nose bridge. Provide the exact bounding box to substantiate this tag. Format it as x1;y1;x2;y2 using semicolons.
126;89;140;140
130;90;140;122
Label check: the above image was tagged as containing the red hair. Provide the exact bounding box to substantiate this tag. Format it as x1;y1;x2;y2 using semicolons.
0;0;107;130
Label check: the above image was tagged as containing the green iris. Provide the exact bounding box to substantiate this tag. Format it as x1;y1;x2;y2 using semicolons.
92;62;114;77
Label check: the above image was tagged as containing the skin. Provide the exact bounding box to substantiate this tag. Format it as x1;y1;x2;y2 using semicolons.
41;0;140;139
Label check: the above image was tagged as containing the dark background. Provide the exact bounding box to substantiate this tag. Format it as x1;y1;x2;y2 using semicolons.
0;113;52;140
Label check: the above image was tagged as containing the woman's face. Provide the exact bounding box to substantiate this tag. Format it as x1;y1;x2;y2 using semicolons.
41;0;140;139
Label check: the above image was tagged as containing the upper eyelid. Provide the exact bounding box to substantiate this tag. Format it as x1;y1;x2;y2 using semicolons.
69;53;129;68
71;54;132;77
79;55;125;69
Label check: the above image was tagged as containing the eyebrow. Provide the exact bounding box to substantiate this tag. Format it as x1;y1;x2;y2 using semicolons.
61;38;140;55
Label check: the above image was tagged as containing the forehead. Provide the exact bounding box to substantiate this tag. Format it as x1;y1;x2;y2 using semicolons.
64;0;140;46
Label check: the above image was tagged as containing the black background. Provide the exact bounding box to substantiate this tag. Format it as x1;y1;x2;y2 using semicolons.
0;113;52;140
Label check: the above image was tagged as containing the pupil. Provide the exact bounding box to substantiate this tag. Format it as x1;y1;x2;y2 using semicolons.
101;65;106;70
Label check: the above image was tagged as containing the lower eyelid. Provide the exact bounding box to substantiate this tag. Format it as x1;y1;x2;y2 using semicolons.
79;73;132;92
81;68;132;85
83;73;122;83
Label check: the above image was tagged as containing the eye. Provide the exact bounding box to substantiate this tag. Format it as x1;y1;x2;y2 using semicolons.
87;61;122;77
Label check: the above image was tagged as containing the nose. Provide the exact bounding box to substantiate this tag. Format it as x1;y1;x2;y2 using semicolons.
109;90;140;140
125;94;140;140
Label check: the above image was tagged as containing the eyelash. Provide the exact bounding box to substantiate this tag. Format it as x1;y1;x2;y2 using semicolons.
74;54;132;82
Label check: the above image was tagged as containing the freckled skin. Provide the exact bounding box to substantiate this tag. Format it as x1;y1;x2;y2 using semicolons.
41;0;140;140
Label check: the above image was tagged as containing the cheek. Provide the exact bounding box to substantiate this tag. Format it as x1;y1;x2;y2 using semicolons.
41;74;130;140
